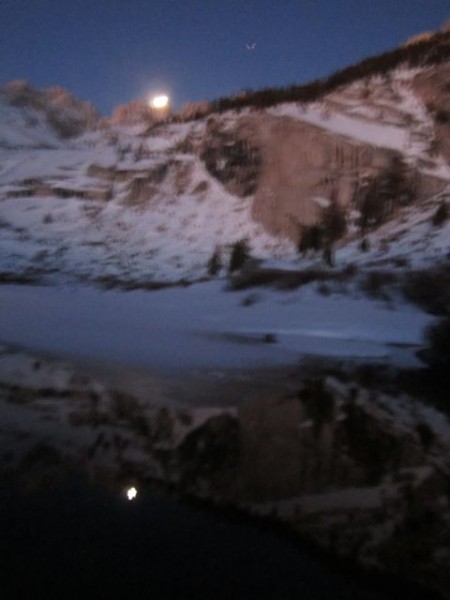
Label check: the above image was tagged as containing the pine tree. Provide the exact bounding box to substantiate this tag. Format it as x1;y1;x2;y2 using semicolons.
229;239;250;273
358;157;417;232
432;201;448;227
298;225;324;255
322;202;347;244
207;247;222;276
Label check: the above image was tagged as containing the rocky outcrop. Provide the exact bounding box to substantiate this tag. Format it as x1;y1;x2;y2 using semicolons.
196;63;450;245
4;80;100;138
198;113;398;242
413;64;450;165
248;115;394;240
110;100;153;127
124;176;159;206
200;117;262;198
6;180;112;202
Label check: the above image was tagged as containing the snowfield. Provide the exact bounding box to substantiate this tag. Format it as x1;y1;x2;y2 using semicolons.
0;281;432;372
0;138;297;283
270;70;437;162
1;67;450;285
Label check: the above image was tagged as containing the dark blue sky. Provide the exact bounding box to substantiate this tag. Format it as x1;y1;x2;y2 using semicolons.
2;0;449;115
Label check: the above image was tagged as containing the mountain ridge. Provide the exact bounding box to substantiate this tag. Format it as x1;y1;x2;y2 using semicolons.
0;33;449;285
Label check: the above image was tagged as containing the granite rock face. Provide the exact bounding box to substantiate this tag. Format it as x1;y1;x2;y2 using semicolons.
195;63;450;243
248;116;394;241
198;114;395;242
413;64;450;165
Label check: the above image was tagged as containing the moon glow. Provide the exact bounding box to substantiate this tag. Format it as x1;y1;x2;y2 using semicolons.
126;486;138;501
150;94;169;109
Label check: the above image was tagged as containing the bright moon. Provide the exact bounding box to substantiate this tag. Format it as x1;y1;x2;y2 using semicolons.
126;486;138;501
150;95;169;109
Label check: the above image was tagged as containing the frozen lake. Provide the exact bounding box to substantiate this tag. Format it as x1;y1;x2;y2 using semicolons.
0;281;431;372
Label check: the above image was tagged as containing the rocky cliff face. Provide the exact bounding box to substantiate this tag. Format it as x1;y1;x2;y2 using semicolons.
248;116;394;241
1;58;450;283
413;64;450;165
196;64;450;243
199;117;262;198
195;113;398;242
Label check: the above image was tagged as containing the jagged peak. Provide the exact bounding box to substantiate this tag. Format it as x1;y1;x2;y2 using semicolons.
2;80;101;138
110;99;154;127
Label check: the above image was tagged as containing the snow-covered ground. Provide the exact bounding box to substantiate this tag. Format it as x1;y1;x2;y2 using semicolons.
270;70;439;165
1;67;449;285
0;134;297;283
0;68;447;374
0;94;62;148
0;281;432;372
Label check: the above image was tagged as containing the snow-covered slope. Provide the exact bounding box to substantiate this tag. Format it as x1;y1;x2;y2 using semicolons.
0;114;297;283
271;68;450;179
0;81;100;144
0;90;62;148
0;64;450;285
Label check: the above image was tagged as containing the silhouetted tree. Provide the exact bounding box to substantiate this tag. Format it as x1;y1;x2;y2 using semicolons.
322;202;347;244
358;157;417;231
360;237;370;252
298;225;324;255
207;247;222;276
432;201;448;227
229;239;250;273
423;317;450;368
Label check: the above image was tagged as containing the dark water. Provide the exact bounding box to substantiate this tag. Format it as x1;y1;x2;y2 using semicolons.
0;473;395;600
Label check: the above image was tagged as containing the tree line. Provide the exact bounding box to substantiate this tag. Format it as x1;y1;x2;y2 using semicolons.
170;30;450;124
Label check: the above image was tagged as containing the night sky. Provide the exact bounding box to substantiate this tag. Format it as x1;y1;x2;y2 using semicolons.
2;0;449;115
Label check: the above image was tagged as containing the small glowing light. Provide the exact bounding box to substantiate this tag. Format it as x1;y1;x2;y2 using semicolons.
126;486;138;501
150;94;169;110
